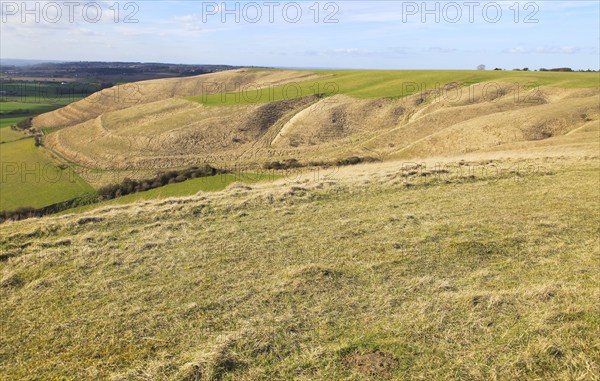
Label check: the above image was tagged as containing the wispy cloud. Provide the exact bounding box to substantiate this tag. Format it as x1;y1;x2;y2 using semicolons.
507;46;581;54
302;47;409;59
429;47;457;53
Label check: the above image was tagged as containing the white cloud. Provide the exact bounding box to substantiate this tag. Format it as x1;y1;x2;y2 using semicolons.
302;47;409;59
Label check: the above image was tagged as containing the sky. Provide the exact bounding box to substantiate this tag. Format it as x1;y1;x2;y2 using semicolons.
1;0;599;70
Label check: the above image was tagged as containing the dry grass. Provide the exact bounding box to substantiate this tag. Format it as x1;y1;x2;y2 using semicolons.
388;92;599;160
0;155;598;380
45;96;319;170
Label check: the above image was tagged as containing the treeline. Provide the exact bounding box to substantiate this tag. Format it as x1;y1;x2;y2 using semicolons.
97;165;219;200
493;67;596;72
539;68;575;72
263;159;302;170
335;156;379;166
1;165;220;222
0;109;35;115
2;62;242;83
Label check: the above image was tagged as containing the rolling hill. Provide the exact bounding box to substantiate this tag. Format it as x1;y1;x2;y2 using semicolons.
33;69;598;182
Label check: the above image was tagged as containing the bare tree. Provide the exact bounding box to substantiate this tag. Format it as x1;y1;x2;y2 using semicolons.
477;64;486;70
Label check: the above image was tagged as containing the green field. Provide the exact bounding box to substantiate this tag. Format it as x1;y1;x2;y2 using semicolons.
1;81;98;104
0;103;63;129
0;102;63;115
0;96;85;104
188;70;600;106
0;138;95;211
60;172;281;215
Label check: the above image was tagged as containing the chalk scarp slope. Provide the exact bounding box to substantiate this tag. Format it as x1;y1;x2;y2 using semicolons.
33;69;324;129
45;96;320;169
39;71;600;173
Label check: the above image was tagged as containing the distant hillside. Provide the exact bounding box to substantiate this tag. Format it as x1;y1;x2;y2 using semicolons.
0;58;66;66
1;61;244;84
32;69;599;179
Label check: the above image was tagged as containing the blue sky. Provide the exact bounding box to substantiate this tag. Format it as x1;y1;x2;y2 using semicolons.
1;1;598;69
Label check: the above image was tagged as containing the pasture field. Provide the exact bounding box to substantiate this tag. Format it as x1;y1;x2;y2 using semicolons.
189;70;600;106
0;102;62;115
0;101;66;142
0;96;94;212
0;102;64;129
0;138;95;211
0;116;27;129
0;96;85;104
1;102;93;212
0;156;598;380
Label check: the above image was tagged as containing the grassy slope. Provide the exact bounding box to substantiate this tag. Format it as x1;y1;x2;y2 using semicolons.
0;158;598;380
189;70;600;106
0;139;94;211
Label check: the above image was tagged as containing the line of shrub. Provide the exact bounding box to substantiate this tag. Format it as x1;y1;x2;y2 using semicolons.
265;156;380;171
336;156;379;166
263;159;302;170
0;194;98;222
